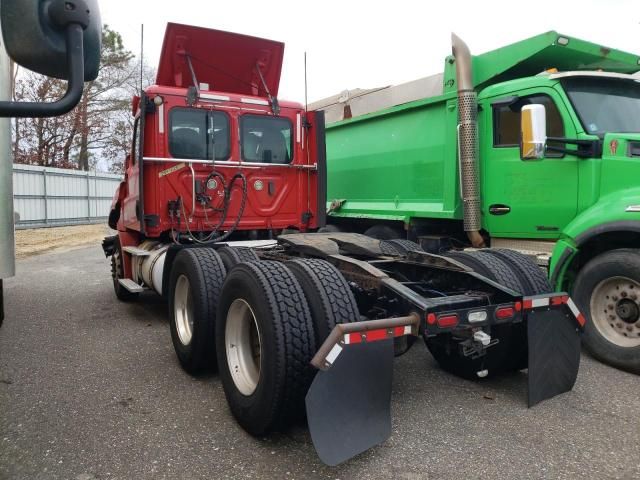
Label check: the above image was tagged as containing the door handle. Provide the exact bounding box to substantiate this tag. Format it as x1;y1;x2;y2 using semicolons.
489;204;511;215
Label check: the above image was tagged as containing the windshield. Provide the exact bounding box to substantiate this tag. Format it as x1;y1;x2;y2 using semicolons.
169;108;230;160
562;77;640;137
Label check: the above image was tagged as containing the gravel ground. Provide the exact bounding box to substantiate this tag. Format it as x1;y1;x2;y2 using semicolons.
15;224;111;258
0;245;639;480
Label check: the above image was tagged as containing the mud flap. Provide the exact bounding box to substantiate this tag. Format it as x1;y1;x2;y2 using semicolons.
305;339;394;466
527;307;581;407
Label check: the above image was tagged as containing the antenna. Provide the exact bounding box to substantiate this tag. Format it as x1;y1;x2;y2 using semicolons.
303;51;311;218
304;51;308;113
140;24;144;94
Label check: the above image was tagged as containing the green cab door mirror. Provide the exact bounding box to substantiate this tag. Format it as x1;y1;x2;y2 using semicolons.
520;104;547;160
0;0;102;117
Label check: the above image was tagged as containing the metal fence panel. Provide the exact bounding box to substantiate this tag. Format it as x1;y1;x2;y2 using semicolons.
12;164;122;229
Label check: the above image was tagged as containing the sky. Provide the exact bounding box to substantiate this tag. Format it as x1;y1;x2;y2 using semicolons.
102;0;640;103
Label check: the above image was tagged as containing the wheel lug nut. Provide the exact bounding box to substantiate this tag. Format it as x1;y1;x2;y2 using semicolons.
627;325;634;332
609;315;616;320
612;296;619;301
621;291;628;298
617;322;624;329
631;294;638;301
608;304;614;310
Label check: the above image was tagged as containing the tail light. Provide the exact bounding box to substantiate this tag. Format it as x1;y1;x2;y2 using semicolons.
437;314;459;328
495;306;515;320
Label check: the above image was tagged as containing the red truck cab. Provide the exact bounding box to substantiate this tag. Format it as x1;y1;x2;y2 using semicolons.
110;23;326;244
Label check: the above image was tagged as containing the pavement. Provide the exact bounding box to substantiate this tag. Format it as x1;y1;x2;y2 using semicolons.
1;245;639;480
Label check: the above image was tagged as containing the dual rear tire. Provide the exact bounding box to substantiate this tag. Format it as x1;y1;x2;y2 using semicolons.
169;247;359;435
427;249;550;379
216;258;359;435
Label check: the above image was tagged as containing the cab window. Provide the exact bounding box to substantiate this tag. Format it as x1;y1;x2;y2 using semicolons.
169;108;230;160
240;115;293;164
493;94;564;149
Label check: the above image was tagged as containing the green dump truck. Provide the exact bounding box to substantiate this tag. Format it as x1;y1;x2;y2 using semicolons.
312;31;640;374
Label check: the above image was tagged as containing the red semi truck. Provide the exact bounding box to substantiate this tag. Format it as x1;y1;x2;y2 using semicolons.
103;24;585;465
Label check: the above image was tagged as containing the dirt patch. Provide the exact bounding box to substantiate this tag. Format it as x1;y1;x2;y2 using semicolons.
15;224;111;259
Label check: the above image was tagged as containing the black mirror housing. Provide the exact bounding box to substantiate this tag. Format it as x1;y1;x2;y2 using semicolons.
1;0;101;81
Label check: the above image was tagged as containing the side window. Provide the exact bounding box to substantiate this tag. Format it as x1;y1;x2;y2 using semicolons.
493;94;564;150
241;115;293;164
169;108;230;160
131;117;140;166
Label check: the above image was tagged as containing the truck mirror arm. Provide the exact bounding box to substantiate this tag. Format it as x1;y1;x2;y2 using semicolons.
546;137;602;159
0;23;85;118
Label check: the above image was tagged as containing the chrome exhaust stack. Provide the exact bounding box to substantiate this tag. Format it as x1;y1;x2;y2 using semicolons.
452;33;485;248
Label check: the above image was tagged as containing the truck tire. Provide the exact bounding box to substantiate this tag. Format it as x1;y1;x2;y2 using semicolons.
317;224;341;233
111;238;138;302
169;248;226;374
480;249;553;372
379;241;401;256
286;259;359;343
447;250;525;293
380;239;423;256
216;261;316;435
428;251;524;378
572;249;640;374
217;246;260;273
484;248;552;295
364;224;403;240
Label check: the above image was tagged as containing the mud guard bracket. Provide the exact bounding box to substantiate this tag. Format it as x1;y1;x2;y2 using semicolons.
527;307;581;407
306;339;394;466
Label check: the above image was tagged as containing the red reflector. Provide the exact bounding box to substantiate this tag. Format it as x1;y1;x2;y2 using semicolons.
437;314;458;328
515;301;522;312
366;328;388;341
427;313;437;325
551;296;564;306
496;307;515;319
347;332;363;344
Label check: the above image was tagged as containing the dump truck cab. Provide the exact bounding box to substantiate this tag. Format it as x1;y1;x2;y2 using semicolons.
480;71;640;241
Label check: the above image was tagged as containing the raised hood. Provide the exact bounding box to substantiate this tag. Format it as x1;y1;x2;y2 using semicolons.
156;23;284;97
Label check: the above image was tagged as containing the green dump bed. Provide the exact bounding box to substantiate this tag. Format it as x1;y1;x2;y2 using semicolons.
323;31;640;224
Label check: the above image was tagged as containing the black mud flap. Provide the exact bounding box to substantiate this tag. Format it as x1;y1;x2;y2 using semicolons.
527;308;581;407
305;339;394;466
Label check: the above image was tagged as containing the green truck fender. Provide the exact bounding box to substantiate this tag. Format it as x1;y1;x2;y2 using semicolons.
550;187;640;290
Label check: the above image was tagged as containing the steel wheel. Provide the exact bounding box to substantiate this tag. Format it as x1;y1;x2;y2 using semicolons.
590;276;640;348
174;274;194;346
110;238;138;301
225;298;262;396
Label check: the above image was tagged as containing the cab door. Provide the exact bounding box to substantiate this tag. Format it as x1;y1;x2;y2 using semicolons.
481;88;578;239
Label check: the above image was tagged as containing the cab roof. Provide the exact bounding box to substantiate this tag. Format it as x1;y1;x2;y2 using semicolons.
444;31;640;94
156;23;284;97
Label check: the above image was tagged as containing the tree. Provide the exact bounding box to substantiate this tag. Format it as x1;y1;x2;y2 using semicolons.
12;25;155;173
101;59;156;173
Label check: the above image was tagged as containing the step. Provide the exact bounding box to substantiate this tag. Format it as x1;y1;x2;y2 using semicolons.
122;246;150;257
118;279;146;293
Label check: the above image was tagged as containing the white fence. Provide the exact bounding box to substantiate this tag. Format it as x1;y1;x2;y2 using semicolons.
13;164;122;229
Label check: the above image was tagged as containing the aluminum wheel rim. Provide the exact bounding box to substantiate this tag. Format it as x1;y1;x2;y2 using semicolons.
225;298;262;396
590;276;640;348
174;275;194;346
